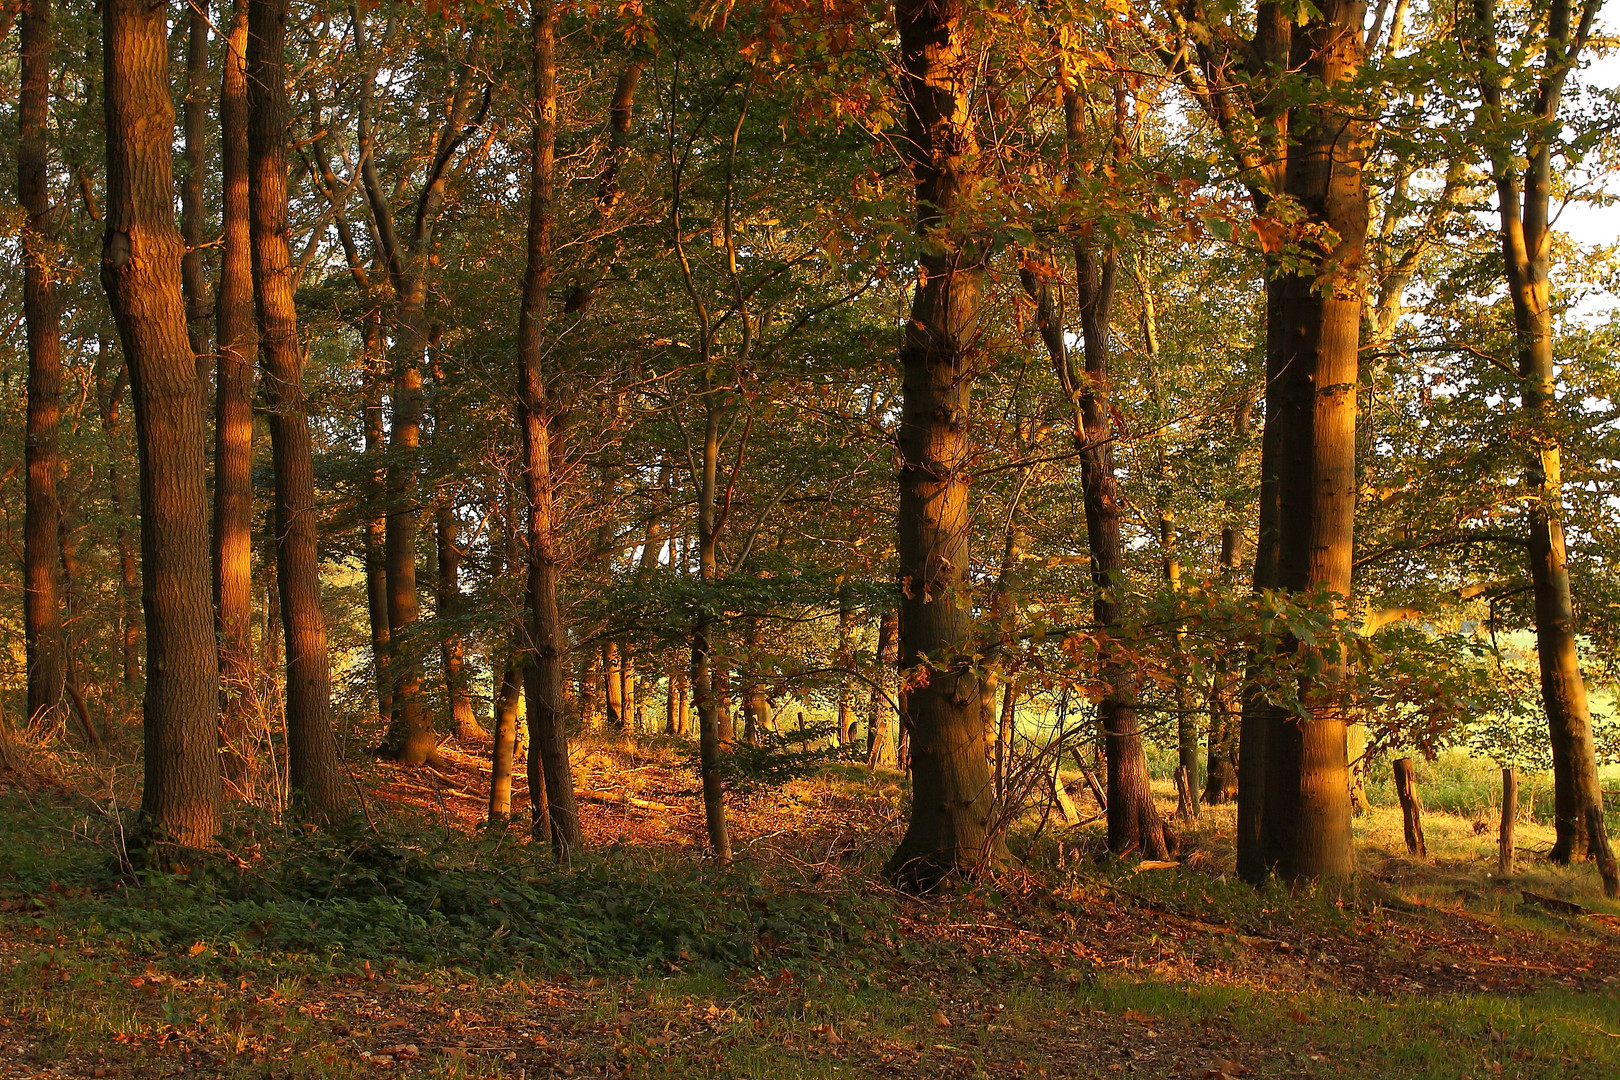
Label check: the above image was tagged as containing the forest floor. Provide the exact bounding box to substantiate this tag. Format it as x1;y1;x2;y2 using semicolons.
0;731;1617;1080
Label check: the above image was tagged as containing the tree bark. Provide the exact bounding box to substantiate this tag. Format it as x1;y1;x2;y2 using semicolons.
1499;767;1517;875
1242;0;1369;884
692;397;732;861
435;504;480;741
21;0;66;735
867;607;899;769
1392;757;1426;858
515;0;580;857
213;0;257;789
1471;0;1609;867
179;0;211;384
883;0;999;891
101;0;223;850
488;658;522;825
247;0;345;817
94;341;142;691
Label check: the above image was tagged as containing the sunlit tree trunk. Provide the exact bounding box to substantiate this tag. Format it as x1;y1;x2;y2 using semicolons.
883;0;998;890
21;0;66;735
213;0;257;789
247;0;345;817
179;0;211;385
1247;0;1369;883
867;607;899;769
101;0;223;849
515;0;580;856
1472;0;1610;878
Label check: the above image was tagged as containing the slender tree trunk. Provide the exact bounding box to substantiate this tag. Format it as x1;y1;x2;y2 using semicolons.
488;658;522;825
179;0;211;385
1242;0;1368;884
867;607;899;769
95;341;142;691
692;400;732;861
836;584;858;746
213;0;257;788
21;0;66;734
1469;0;1611;878
578;649;599;730
362;314;391;721
1393;757;1426;858
741;617;770;744
246;0;345;817
515;0;580;857
1499;767;1517;875
101;0;223;849
600;641;623;730
1204;427;1247;805
883;0;998;891
55;507;99;747
435;504;480;741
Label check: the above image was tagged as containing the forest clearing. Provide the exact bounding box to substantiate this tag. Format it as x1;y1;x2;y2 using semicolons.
3;0;1620;1076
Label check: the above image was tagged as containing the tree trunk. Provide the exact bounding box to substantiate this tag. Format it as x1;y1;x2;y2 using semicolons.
21;0;66;735
515;0;580;857
94;341;142;691
1392;757;1426;858
247;0;345;818
179;0;211;383
602;640;624;730
101;0;223;849
691;395;732;861
488;657;522;825
867;607;899;769
883;0;998;891
836;584;858;746
435;504;480;741
213;0;257;789
1499;767;1517;875
578;649;599;730
1204;503;1245;804
1241;0;1368;884
362;313;391;721
1472;0;1612;874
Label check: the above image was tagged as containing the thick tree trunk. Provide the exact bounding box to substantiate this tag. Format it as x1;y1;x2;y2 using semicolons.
213;0;257;789
515;0;580;857
867;607;899;769
1242;0;1368;884
21;0;66;735
883;0;998;891
179;0;211;383
101;0;223;849
247;0;345;817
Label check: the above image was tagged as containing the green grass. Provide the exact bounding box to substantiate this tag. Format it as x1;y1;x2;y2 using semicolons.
2;776;1618;1078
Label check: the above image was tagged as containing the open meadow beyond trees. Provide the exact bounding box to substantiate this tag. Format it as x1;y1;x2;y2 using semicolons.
2;0;1620;1077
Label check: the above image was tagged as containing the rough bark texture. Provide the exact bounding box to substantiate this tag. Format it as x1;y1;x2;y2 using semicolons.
101;0;223;850
21;0;66;734
1472;0;1609;867
515;0;580;857
883;0;998;891
1242;0;1368;884
179;0;211;382
247;0;346;817
213;0;257;790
